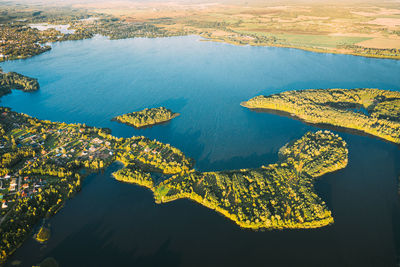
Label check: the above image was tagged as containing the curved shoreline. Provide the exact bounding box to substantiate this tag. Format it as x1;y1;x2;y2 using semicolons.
202;36;400;60
241;105;400;148
111;112;180;129
241;88;400;145
114;131;348;230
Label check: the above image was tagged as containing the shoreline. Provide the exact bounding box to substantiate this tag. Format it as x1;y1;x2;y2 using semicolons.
111;113;180;129
241;89;400;146
1;32;399;65
199;35;400;60
240;104;400;148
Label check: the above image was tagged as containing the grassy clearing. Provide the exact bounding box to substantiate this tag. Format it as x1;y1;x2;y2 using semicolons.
237;30;371;47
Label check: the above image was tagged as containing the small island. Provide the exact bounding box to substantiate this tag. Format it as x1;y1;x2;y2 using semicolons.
35;226;51;243
241;88;400;144
112;107;180;128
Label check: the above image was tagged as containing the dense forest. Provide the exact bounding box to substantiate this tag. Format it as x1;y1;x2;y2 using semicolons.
113;131;348;229
0;69;39;97
241;88;400;144
338;45;400;59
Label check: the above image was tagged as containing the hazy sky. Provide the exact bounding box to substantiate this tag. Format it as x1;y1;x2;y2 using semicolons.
3;0;399;4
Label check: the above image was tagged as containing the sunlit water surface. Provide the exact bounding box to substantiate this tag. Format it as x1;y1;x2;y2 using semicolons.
1;35;400;267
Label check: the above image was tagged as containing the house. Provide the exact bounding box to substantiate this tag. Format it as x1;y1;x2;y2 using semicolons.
22;184;29;190
9;179;17;191
2;201;7;209
92;138;103;144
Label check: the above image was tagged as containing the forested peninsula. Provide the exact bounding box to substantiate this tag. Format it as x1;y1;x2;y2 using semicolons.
0;69;39;97
0;72;352;262
0;106;192;263
112;107;180;128
114;131;348;230
0;71;192;263
241;88;400;144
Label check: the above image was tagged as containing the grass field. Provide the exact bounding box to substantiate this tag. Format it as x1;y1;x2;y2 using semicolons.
237;31;371;48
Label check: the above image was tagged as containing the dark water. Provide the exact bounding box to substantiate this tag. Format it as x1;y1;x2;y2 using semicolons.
1;35;400;266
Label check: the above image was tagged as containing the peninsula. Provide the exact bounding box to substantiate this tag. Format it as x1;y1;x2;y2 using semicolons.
112;107;180;128
0;72;350;262
0;74;192;263
0;106;192;263
241;88;400;144
0;69;39;97
113;130;348;230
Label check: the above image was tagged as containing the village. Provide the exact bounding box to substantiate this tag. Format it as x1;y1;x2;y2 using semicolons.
0;108;115;220
0;105;196;263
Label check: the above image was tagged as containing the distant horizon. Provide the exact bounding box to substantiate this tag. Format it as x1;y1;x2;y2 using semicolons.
2;0;400;7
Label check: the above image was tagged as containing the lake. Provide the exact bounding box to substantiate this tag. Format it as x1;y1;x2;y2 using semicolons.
1;35;400;266
29;24;75;34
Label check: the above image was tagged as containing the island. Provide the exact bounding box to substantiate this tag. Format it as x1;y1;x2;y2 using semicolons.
112;107;180;128
0;69;39;97
241;88;400;144
34;226;50;243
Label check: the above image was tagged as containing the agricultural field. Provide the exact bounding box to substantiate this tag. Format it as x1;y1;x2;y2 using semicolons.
1;1;399;59
72;0;400;58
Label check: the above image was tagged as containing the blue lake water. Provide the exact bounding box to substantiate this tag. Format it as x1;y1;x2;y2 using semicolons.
1;35;400;266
